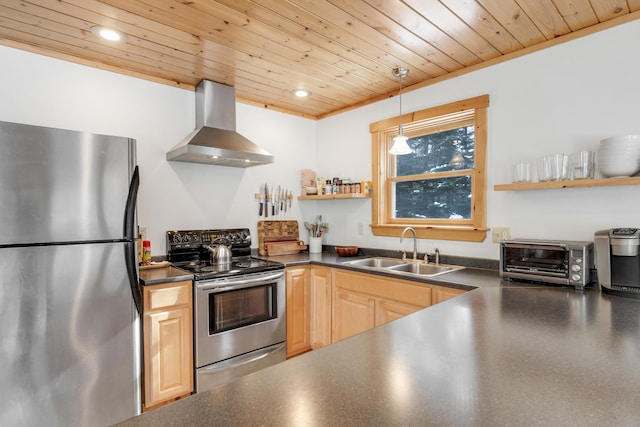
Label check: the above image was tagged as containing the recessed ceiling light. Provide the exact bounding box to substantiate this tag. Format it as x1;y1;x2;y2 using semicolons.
90;26;128;43
291;89;311;98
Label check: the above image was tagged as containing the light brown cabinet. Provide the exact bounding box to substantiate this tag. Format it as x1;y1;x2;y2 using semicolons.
286;264;469;351
375;298;425;326
332;288;376;342
142;280;193;411
285;267;312;358
432;285;467;304
310;266;332;349
331;269;432;342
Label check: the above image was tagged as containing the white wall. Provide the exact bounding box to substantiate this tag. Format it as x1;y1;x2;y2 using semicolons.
316;19;640;260
0;45;316;255
1;18;639;260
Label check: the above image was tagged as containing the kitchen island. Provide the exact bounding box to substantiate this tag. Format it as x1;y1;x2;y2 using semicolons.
119;281;640;426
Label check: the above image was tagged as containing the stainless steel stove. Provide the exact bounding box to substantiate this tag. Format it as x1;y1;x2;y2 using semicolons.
166;228;286;393
166;228;283;279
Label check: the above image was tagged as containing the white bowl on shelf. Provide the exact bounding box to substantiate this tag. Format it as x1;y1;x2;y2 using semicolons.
598;135;640;177
600;134;640;145
597;152;640;177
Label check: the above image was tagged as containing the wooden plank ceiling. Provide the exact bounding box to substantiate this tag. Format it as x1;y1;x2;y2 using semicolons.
0;0;638;119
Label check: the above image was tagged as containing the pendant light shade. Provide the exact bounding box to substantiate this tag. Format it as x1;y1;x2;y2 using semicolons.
389;67;411;155
389;135;412;155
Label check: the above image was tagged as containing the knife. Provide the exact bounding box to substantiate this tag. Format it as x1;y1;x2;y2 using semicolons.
288;189;292;209
281;188;285;212
264;183;269;218
276;185;281;215
272;184;276;216
284;188;288;213
258;183;264;216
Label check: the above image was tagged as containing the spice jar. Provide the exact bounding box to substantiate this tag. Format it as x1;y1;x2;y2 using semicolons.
324;180;333;195
143;240;151;265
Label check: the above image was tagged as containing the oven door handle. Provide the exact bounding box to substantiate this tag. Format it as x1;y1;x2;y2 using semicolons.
198;343;286;374
197;271;284;292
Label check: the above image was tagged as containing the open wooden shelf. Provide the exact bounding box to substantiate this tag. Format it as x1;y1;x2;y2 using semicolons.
298;193;371;200
494;176;640;191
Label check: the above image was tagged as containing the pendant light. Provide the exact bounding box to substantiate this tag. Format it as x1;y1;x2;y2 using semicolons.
389;67;412;155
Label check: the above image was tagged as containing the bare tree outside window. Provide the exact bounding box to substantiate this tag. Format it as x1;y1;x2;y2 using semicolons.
394;126;475;220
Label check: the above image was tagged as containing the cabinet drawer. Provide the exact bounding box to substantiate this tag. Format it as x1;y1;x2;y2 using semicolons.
144;281;192;312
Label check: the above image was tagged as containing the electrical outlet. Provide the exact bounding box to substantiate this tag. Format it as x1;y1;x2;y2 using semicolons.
357;223;364;235
492;227;510;243
139;226;147;240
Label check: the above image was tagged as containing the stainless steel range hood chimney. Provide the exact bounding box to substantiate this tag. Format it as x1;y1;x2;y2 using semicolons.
167;80;274;167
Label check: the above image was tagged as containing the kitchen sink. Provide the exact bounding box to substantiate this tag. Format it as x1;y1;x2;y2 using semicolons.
344;257;406;268
342;257;464;278
386;263;464;276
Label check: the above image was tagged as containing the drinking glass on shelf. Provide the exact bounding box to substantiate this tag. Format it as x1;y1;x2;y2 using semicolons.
571;151;595;180
512;162;531;183
537;156;551;182
550;153;570;181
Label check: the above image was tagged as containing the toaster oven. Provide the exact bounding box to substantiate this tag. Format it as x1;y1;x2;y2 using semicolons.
500;239;594;289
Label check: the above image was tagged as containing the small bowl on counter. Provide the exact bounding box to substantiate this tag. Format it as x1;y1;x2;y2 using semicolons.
335;246;359;257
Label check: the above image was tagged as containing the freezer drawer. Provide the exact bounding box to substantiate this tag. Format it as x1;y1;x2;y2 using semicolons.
195;342;286;393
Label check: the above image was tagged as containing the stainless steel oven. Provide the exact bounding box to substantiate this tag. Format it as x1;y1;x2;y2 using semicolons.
194;270;286;392
167;229;286;394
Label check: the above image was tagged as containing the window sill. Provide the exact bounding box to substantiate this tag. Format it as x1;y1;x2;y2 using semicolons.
371;225;489;242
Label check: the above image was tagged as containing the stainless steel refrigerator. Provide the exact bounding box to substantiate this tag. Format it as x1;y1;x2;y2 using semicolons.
0;121;141;426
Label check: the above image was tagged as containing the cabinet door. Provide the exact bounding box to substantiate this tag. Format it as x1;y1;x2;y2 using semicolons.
143;281;193;411
332;289;375;343
432;285;467;304
375;299;423;327
286;267;311;358
310;266;332;349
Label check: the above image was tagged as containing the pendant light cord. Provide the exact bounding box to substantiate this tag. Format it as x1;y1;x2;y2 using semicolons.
392;67;408;137
398;72;403;136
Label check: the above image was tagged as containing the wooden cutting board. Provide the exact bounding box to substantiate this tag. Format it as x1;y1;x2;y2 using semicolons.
139;261;171;270
257;220;300;255
265;240;308;256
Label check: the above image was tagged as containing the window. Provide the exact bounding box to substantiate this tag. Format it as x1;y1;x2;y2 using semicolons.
369;95;489;242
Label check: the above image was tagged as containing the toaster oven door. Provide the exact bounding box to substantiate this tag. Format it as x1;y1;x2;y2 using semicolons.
501;243;568;278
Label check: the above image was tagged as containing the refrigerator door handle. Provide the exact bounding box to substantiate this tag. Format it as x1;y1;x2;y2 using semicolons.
124;165;139;240
124;166;141;314
125;241;142;314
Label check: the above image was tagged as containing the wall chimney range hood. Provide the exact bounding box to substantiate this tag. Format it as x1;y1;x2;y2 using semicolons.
167;80;274;167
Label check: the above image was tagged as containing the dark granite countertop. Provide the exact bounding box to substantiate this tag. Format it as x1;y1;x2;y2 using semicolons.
119;284;640;426
257;251;503;291
138;266;192;286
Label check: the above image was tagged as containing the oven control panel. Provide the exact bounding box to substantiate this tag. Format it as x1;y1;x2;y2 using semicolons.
167;228;252;252
167;230;203;248
201;229;250;247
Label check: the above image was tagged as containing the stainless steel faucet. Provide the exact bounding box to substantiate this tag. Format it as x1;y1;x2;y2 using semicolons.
400;227;418;260
425;248;440;264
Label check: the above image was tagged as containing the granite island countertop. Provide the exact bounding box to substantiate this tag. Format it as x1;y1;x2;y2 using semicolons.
119;270;640;426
